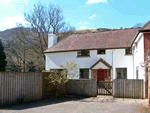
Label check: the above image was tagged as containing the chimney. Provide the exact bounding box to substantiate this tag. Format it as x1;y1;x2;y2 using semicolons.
48;33;57;48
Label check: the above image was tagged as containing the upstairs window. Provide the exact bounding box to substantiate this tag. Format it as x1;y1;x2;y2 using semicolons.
77;50;90;57
125;48;132;55
97;49;105;54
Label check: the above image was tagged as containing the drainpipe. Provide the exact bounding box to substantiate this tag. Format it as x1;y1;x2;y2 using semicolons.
112;49;115;97
112;49;115;80
133;47;135;79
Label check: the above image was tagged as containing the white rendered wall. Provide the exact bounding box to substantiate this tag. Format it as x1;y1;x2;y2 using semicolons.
45;49;134;79
112;49;133;79
132;33;145;80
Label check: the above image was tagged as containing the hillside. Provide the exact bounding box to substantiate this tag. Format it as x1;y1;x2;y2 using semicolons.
0;27;30;48
0;27;114;47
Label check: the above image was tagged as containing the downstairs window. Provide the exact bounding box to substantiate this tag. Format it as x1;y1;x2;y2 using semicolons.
80;69;89;79
116;68;127;79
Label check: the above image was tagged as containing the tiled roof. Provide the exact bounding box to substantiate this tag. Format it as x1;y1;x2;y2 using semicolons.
44;28;141;53
142;21;150;30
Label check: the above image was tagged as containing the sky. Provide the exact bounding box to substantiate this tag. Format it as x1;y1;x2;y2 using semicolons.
0;0;150;31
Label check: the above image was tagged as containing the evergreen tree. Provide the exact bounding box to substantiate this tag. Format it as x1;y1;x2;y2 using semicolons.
0;39;6;71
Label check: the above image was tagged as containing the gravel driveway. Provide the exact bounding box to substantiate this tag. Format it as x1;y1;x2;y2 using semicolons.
0;96;149;113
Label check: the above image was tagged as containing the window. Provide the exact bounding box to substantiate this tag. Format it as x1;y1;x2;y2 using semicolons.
116;68;127;79
80;69;89;79
104;69;110;79
77;50;90;57
136;66;139;79
97;49;105;54
125;48;132;55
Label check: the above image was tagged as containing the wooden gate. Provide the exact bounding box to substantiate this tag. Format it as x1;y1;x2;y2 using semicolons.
97;80;113;95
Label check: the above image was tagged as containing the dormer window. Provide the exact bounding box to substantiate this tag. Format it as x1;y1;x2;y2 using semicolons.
97;49;105;54
77;50;90;57
125;48;132;55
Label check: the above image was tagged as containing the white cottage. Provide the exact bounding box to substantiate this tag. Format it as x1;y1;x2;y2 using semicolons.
44;21;150;82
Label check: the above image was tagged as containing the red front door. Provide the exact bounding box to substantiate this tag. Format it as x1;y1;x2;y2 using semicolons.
97;69;105;81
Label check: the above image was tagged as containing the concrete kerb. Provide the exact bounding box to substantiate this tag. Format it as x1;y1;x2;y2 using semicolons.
78;95;149;107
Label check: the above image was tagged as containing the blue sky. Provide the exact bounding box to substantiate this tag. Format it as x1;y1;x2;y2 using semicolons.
0;0;150;31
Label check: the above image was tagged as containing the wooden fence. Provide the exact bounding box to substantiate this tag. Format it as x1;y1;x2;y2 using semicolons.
113;79;144;99
0;72;96;107
0;72;43;106
66;79;97;97
0;72;145;106
0;72;67;107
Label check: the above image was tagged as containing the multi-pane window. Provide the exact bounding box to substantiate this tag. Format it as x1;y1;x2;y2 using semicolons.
80;69;89;79
97;49;105;54
116;68;127;79
125;48;132;55
77;50;90;57
104;69;110;79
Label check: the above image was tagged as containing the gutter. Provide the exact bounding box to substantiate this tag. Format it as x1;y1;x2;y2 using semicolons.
131;29;150;48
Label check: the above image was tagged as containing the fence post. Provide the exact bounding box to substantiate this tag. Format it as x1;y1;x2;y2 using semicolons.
113;79;115;97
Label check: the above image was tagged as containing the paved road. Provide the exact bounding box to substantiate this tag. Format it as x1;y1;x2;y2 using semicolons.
0;96;149;113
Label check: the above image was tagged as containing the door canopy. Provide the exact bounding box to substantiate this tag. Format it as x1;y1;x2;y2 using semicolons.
90;58;112;70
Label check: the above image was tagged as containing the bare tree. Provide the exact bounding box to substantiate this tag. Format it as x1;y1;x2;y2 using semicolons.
132;23;145;28
5;26;32;72
141;50;150;77
24;2;75;61
140;50;150;98
15;27;31;72
5;40;23;72
5;2;75;72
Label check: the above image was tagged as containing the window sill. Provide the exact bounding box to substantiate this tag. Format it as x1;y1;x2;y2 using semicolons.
80;78;89;80
116;78;127;79
97;54;105;55
77;56;90;58
125;54;132;56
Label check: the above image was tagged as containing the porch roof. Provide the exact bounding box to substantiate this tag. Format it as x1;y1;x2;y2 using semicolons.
90;58;112;69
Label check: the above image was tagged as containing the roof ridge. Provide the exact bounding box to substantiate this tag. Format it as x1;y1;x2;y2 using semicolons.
142;20;150;29
70;27;141;35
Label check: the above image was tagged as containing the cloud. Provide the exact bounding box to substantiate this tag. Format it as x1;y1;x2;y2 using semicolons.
81;26;87;30
24;0;29;5
78;22;88;25
78;22;82;24
79;22;88;30
86;0;107;4
89;14;96;19
83;22;88;25
3;15;28;26
0;0;29;10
